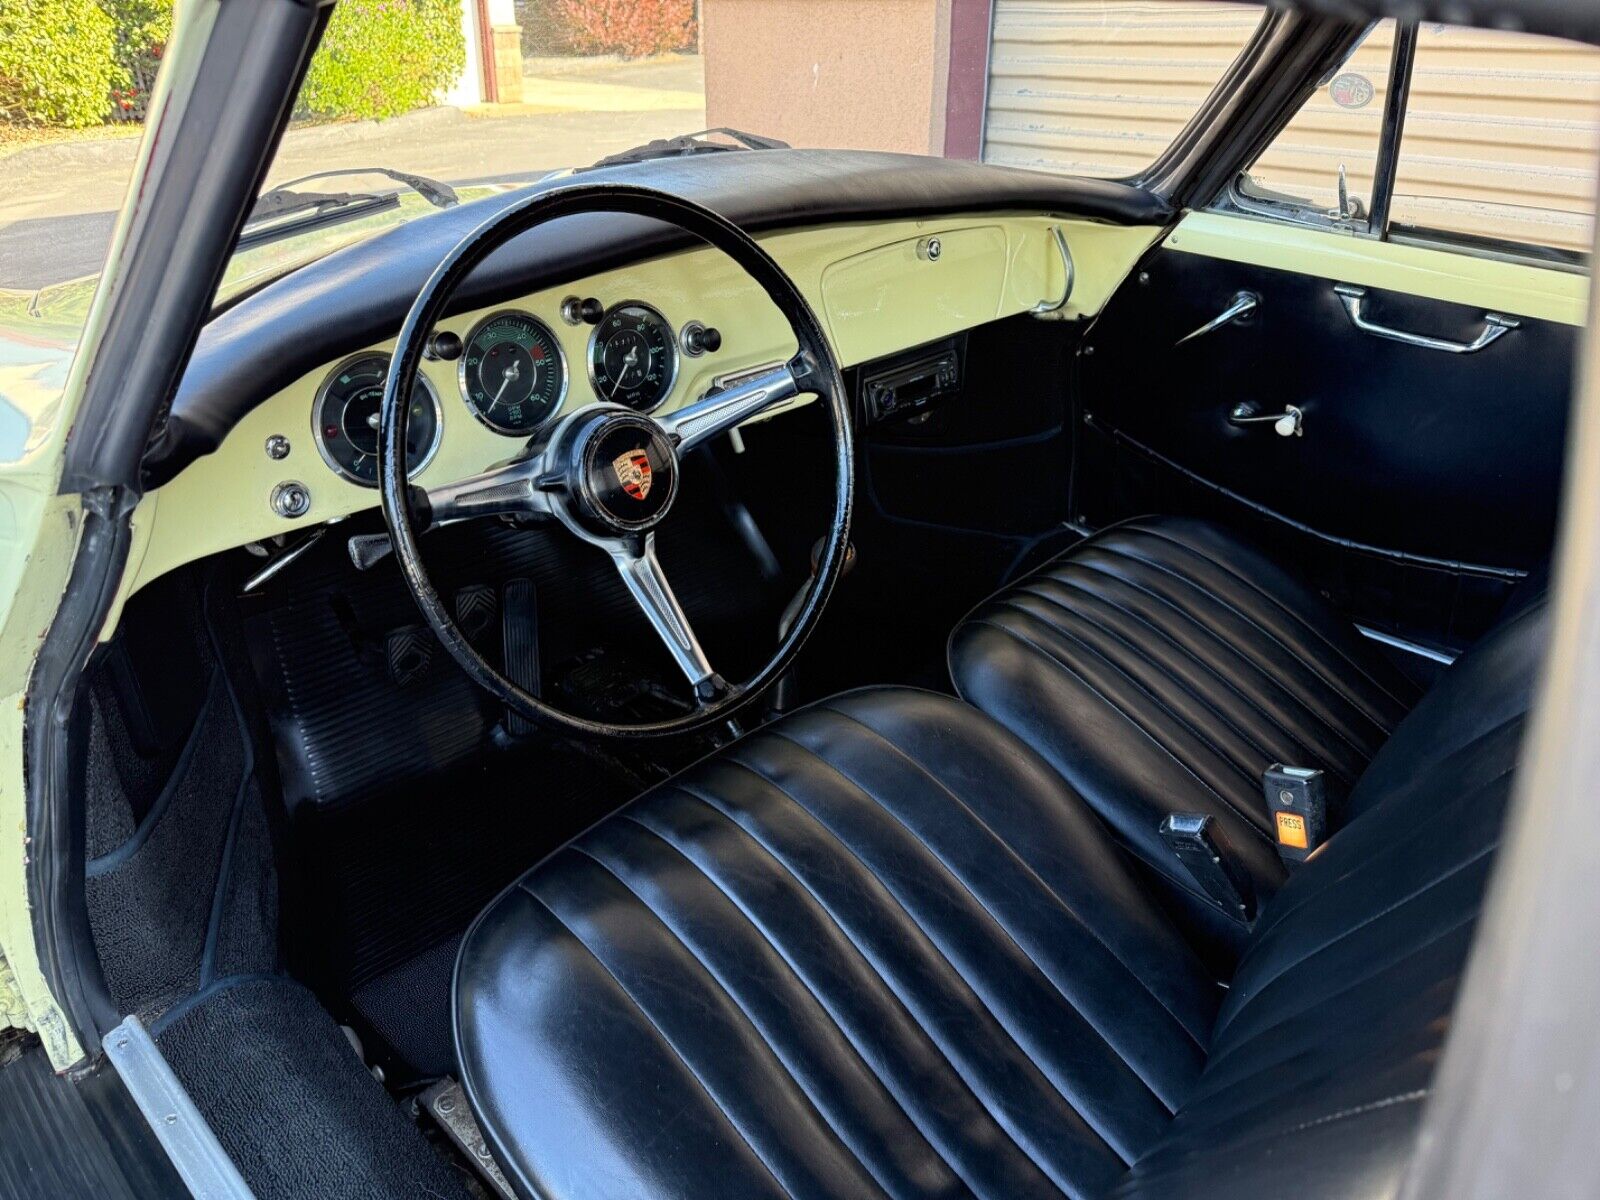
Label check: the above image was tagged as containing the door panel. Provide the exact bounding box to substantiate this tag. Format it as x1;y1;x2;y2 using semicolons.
1075;213;1580;648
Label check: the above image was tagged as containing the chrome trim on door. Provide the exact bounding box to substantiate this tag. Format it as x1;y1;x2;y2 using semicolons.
1356;623;1457;666
1334;284;1520;353
1177;291;1260;345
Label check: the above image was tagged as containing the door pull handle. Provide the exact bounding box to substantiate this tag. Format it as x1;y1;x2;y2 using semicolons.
1230;403;1303;437
1334;284;1519;354
1177;291;1259;345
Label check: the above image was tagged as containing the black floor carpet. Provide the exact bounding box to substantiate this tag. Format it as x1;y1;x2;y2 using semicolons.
154;976;471;1200
350;933;463;1080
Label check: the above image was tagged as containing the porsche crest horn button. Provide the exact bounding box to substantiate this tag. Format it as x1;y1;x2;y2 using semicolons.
572;414;679;534
613;450;653;500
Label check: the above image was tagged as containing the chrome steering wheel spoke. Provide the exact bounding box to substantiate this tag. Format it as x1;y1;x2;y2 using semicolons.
421;453;553;526
605;533;716;690
663;360;802;454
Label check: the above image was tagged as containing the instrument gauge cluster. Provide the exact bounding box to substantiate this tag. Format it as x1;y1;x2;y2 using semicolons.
459;310;568;435
311;299;695;487
587;301;679;413
312;352;441;487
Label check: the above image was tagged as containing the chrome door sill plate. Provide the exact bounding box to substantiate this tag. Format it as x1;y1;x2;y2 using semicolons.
103;1014;255;1199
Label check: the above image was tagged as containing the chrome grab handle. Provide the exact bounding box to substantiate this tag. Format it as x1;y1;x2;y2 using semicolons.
1230;403;1303;437
1031;225;1076;315
1177;291;1259;345
1333;284;1519;354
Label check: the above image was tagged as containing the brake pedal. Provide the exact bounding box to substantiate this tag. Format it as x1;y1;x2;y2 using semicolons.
455;584;499;643
421;1078;514;1199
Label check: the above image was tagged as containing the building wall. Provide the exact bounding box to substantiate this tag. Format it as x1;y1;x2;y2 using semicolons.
702;0;1600;253
703;0;951;154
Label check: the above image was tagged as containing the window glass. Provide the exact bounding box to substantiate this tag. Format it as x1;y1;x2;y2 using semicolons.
1388;23;1600;255
982;0;1266;178
1238;21;1398;221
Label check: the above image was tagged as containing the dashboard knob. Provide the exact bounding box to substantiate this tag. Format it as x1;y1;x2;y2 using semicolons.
425;330;463;361
562;295;605;326
681;322;722;356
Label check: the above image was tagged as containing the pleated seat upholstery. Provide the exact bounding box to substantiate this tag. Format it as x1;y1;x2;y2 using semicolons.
454;522;1546;1200
454;688;1219;1200
949;516;1424;956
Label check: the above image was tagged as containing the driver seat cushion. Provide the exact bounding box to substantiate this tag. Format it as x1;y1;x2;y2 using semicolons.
948;515;1424;960
454;688;1220;1200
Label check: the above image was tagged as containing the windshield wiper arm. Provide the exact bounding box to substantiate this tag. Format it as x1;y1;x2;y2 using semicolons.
238;189;400;252
238;166;460;252
583;128;789;171
245;188;389;226
260;166;459;209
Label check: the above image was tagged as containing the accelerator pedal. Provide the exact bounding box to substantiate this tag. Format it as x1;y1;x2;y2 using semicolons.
501;578;541;738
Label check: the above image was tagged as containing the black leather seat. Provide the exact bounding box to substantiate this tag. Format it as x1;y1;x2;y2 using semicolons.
950;516;1425;959
455;688;1217;1199
454;580;1545;1200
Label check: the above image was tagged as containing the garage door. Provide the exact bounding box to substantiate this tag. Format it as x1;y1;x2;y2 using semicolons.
981;0;1263;178
981;2;1600;252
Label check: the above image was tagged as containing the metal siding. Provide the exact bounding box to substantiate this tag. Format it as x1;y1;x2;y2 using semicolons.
983;2;1600;252
982;1;1266;177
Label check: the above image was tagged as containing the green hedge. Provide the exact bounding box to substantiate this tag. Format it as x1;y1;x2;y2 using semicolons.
2;0;464;129
100;0;172;120
299;0;466;121
0;0;117;127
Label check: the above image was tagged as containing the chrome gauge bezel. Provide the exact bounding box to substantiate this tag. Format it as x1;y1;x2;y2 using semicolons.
311;351;444;488
457;308;570;436
586;299;680;414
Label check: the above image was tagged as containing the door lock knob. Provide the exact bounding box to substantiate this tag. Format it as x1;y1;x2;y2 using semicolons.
1230;403;1303;437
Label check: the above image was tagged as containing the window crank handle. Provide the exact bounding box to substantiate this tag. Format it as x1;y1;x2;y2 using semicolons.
1230;403;1303;437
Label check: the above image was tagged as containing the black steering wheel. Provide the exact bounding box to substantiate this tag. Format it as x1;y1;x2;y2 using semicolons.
378;184;853;739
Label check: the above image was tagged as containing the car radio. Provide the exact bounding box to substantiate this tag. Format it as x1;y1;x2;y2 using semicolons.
859;339;962;425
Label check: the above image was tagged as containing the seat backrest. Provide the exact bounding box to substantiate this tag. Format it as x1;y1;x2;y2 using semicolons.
1107;597;1549;1200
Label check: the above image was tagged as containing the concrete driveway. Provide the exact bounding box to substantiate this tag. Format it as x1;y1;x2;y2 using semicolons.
0;54;706;291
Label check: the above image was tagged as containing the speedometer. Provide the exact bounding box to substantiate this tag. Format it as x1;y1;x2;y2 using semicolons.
313;352;441;487
459;310;567;435
588;302;677;412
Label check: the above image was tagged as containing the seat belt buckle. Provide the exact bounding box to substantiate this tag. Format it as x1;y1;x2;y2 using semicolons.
1264;764;1328;864
1159;813;1256;924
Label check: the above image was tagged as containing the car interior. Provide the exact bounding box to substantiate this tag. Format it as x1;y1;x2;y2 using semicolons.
44;5;1591;1199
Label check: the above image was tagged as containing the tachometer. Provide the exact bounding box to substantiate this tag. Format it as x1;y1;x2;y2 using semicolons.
459;310;567;434
588;301;677;412
313;352;441;486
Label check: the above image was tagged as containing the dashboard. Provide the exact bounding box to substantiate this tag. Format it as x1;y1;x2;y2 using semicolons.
114;200;1162;616
309;298;693;488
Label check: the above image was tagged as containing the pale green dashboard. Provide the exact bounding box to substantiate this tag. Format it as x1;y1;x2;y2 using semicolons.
111;211;1160;622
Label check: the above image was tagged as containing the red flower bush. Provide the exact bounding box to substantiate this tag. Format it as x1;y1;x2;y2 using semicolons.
552;0;696;58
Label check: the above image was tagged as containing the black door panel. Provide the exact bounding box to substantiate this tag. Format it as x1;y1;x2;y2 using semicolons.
730;314;1082;696
1079;246;1575;572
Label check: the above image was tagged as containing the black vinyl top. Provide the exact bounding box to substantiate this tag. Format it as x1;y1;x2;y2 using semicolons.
1268;0;1600;46
147;150;1165;486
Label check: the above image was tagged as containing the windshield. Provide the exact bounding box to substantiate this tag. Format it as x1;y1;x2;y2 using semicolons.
1;2;1276;304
